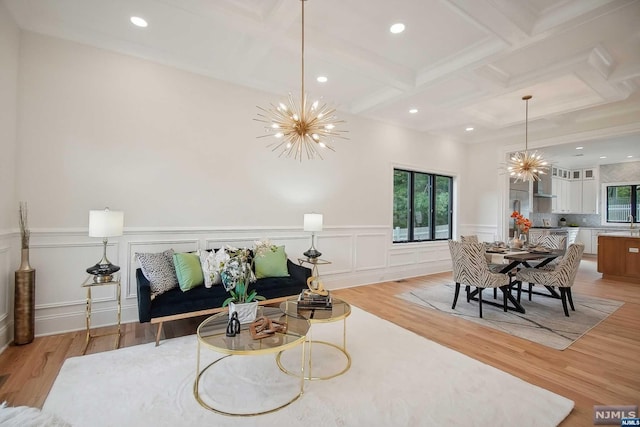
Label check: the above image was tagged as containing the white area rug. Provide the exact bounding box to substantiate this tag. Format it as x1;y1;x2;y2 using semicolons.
399;283;623;350
0;401;70;427
44;307;573;426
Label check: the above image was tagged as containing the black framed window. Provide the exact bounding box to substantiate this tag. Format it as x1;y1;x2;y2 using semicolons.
606;184;639;223
393;169;453;242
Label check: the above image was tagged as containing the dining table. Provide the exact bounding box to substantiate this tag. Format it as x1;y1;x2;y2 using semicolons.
476;248;565;314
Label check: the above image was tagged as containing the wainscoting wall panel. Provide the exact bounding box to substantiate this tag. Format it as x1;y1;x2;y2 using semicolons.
459;224;500;243
0;245;10;337
0;225;454;345
0;246;9;323
0;230;18;350
317;233;354;275
354;233;388;271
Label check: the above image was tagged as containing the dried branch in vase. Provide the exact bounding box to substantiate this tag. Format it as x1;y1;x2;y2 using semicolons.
19;202;30;250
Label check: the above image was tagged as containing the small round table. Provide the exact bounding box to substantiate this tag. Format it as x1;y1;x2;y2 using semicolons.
277;297;351;380
194;307;310;416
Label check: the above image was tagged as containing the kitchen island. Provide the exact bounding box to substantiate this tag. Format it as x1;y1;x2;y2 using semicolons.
597;232;640;283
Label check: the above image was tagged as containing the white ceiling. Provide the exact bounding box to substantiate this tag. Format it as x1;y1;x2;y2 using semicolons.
3;0;640;164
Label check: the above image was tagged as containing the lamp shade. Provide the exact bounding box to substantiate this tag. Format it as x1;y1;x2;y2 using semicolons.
303;213;323;232
89;209;124;238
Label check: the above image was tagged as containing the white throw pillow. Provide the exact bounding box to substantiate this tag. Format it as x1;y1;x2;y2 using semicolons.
198;250;214;288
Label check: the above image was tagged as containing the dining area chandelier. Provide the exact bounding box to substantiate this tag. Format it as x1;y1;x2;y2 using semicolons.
507;95;549;182
255;0;346;161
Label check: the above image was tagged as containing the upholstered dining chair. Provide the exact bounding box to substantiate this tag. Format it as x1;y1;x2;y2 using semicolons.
448;240;511;318
533;234;567;251
516;243;585;316
521;234;568;299
461;234;508;299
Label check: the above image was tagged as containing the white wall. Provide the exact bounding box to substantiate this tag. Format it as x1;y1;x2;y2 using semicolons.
7;32;467;342
458;140;509;241
0;2;19;349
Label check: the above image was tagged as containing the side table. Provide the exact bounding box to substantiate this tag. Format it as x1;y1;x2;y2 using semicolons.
298;257;331;294
81;275;121;355
277;297;351;380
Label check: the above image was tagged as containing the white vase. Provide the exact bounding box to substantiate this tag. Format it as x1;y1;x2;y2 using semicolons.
228;301;259;324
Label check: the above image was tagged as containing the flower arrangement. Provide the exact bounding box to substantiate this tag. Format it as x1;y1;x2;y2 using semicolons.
219;240;278;307
510;210;532;233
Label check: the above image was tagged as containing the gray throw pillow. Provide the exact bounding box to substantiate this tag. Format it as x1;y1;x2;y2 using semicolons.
136;249;178;299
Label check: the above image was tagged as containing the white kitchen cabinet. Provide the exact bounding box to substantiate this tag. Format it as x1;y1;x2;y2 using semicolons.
577;229;592;253
569;180;582;213
583;168;597;180
582;179;598;214
566;227;579;245
552;177;571;213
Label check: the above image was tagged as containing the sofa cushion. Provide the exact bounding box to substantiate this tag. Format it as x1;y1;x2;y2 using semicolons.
173;252;204;291
136;249;178;298
149;285;229;319
254;245;290;279
198;250;214;288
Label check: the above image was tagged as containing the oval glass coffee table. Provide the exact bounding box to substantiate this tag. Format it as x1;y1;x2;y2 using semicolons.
194;306;310;416
277;297;351;380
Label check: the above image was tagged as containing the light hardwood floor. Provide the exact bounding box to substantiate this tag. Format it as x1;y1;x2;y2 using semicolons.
0;255;638;426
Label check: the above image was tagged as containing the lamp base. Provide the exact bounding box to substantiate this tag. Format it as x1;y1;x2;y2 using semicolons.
86;262;120;283
303;248;322;259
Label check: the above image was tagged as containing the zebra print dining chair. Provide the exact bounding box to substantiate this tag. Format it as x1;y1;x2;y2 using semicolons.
516;243;585;317
448;240;511;318
521;234;568;299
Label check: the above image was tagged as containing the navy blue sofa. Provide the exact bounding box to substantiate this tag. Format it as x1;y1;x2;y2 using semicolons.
136;258;311;345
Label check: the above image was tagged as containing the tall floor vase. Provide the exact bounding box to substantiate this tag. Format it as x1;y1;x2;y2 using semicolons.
14;248;36;345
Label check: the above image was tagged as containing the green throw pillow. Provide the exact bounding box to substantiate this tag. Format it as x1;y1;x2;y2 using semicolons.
255;245;290;279
173;252;204;291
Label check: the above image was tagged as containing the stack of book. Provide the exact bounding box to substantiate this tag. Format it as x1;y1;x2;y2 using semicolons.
297;290;332;310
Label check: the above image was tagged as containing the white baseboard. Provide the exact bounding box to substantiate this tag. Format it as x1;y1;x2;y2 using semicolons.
34;304;139;337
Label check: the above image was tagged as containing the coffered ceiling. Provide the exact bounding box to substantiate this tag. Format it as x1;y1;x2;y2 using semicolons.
3;0;640;152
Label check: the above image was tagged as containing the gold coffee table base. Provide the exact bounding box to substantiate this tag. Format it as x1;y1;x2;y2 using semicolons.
194;350;305;417
194;308;310;417
276;339;351;381
278;297;352;381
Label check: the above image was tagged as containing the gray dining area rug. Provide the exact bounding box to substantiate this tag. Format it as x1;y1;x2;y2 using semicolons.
399;283;623;350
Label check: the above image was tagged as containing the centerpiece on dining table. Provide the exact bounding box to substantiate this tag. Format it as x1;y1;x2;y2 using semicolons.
510;211;531;249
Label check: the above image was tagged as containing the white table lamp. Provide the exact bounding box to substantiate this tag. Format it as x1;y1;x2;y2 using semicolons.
303;213;323;259
87;208;124;282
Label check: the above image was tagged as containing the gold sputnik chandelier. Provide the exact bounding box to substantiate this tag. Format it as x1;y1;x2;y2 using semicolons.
507;95;548;182
255;0;346;161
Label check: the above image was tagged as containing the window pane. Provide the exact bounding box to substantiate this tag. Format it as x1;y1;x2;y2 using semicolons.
393;169;454;243
413;173;431;240
393;170;410;241
435;176;452;239
607;186;631;222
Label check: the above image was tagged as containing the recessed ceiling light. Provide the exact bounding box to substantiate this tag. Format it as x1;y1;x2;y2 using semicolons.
465;127;474;132
576;146;584;150
628;155;634;158
390;23;405;34
316;76;328;83
130;16;148;28
409;108;418;114
600;156;607;159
